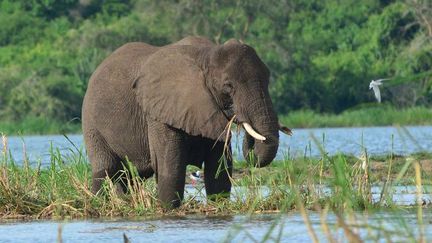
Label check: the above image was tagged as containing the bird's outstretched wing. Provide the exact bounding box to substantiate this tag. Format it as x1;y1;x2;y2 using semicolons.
375;78;390;83
372;85;381;103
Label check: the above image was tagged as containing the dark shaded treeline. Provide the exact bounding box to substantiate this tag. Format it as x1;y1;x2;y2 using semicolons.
0;0;431;125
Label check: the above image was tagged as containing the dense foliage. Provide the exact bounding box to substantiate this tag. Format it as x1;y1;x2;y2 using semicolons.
0;0;431;126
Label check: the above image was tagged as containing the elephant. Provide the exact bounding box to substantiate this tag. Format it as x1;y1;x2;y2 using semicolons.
82;36;291;208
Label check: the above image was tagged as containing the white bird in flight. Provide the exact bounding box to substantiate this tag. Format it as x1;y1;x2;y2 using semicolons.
369;78;389;103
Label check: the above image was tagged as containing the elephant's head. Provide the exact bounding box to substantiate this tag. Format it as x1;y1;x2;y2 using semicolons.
201;39;281;167
135;37;286;167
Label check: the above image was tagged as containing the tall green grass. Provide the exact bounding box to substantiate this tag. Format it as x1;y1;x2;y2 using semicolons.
281;105;432;128
1;134;430;219
0;117;81;135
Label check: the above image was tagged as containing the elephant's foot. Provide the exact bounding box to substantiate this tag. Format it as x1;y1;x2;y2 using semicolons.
157;168;187;208
148;120;189;208
204;143;233;201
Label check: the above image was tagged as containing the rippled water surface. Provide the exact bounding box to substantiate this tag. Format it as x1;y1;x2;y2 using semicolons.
2;126;432;166
1;211;431;243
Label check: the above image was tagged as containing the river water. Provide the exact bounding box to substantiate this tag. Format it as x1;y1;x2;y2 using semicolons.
0;210;431;242
1;126;432;166
0;185;431;242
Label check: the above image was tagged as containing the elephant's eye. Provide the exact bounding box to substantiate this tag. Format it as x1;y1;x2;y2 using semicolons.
224;103;234;110
222;83;233;94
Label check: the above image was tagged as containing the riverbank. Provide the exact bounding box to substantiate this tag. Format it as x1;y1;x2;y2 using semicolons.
1;140;430;242
1;106;431;135
1;144;430;219
280;105;432;128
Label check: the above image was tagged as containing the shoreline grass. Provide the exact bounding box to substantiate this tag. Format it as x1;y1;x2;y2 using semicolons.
0;116;81;135
1;136;430;220
1;106;432;136
280;105;432;128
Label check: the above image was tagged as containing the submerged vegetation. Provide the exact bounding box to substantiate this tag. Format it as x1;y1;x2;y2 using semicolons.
0;133;431;241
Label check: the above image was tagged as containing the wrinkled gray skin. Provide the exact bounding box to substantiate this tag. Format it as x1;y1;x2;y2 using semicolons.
82;36;279;208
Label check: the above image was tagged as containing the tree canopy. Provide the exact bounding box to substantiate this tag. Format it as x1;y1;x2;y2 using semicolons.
0;0;431;124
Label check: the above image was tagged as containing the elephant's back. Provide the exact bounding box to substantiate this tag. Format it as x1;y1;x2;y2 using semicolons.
111;42;159;60
90;42;158;82
172;36;214;47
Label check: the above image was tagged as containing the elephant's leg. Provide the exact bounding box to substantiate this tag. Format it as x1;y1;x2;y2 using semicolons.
148;120;188;208
85;130;122;194
204;142;232;199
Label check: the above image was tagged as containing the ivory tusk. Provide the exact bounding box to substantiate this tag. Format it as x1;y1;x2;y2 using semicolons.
279;122;293;136
243;123;266;141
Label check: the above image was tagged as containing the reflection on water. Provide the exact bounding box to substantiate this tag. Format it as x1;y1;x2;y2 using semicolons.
184;185;432;206
0;211;430;242
1;126;432;166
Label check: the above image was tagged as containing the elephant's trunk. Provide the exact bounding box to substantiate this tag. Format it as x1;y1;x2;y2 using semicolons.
238;90;279;167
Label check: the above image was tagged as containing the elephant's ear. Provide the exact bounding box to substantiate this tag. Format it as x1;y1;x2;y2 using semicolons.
136;46;229;141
